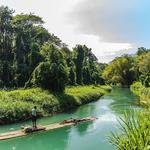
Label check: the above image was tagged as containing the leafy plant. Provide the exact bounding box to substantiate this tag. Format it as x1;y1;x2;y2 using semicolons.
109;111;150;150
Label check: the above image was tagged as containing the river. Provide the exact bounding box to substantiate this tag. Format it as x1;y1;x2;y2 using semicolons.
0;88;140;150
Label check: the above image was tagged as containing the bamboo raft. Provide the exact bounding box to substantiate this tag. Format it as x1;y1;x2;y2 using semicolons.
0;117;96;141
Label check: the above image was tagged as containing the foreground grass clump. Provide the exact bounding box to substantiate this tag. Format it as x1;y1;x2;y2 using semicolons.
0;85;111;124
109;111;150;150
131;82;150;108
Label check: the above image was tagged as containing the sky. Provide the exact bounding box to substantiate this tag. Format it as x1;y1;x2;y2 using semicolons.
1;0;150;62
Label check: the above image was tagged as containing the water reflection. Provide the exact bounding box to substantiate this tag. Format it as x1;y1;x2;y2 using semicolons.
108;88;140;114
75;122;92;136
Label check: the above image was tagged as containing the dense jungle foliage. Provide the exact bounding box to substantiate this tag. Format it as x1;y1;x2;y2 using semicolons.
102;47;150;87
0;6;105;92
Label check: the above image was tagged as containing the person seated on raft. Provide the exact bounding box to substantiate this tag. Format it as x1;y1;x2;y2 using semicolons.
31;106;37;128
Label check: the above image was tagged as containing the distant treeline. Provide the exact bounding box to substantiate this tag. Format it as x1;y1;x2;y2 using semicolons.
102;47;150;87
0;6;106;91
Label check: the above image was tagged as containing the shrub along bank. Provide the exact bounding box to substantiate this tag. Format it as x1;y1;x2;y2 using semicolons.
0;85;111;124
130;82;150;109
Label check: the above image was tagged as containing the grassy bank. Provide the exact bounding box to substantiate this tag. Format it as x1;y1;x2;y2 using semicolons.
130;82;150;109
0;85;111;125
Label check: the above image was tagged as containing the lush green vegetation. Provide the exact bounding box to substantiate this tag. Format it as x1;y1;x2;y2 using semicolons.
0;6;105;91
27;44;68;92
107;48;150;149
135;49;150;87
0;5;150;149
0;6;109;125
102;55;136;86
102;48;150;87
0;85;111;124
131;82;150;109
110;111;150;150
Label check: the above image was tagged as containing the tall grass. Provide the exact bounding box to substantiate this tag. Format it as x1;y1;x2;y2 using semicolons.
0;85;111;124
109;111;150;150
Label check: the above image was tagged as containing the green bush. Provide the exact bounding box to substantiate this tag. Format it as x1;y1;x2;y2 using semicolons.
131;82;150;108
30;44;68;92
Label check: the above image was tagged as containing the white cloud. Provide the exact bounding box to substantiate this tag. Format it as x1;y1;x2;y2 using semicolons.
68;0;150;44
1;0;147;62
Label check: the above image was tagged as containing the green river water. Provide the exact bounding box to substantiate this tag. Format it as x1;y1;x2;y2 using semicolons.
0;88;140;150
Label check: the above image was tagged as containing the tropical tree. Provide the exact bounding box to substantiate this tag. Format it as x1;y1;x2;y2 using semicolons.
136;47;148;56
136;51;150;87
61;47;76;85
12;13;45;86
0;6;14;87
73;45;85;84
102;55;136;86
30;44;68;92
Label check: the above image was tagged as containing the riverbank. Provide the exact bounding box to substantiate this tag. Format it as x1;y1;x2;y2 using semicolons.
130;82;150;109
0;85;111;125
110;82;150;149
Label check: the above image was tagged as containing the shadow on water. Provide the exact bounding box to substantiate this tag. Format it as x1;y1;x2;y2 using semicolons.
75;122;92;137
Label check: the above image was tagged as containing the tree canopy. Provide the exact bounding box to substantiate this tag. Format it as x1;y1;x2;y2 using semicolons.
29;44;68;92
0;6;105;91
135;50;150;87
102;55;137;86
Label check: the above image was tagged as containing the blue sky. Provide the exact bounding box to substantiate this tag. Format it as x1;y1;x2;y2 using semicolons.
1;0;150;62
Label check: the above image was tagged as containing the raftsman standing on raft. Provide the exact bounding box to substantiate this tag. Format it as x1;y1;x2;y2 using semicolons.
31;106;37;128
0;117;97;141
